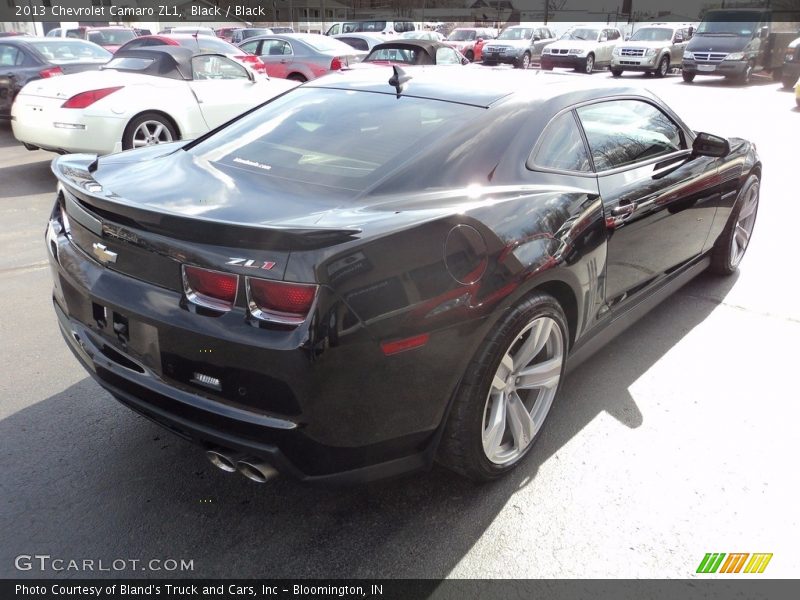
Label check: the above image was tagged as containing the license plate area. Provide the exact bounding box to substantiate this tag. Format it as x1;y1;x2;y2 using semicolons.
88;301;161;374
697;64;716;71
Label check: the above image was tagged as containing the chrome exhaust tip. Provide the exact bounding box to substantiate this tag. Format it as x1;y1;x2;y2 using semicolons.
205;449;238;473
236;459;279;483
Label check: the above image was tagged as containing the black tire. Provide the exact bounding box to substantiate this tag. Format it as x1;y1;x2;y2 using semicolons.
655;56;670;78
540;61;553;70
287;73;307;82
465;50;474;62
516;52;531;69
709;174;760;275
576;53;594;74
781;75;794;90
122;112;177;151
483;60;496;67
610;69;623;77
682;71;695;83
437;292;569;481
771;66;783;82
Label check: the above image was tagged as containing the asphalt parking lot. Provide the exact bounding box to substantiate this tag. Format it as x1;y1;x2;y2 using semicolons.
1;70;799;579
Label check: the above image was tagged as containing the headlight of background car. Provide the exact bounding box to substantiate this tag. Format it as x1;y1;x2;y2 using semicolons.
645;48;658;56
684;51;694;60
612;47;621;56
543;47;551;54
724;52;745;61
568;48;585;55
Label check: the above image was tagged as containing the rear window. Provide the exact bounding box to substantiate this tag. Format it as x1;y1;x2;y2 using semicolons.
188;88;482;191
103;57;154;71
27;40;111;63
88;29;136;45
175;36;237;53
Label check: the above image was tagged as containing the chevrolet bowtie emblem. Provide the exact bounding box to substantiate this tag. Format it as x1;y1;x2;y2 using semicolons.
92;243;118;264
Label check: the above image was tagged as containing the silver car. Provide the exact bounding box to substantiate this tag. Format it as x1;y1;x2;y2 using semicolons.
610;24;694;77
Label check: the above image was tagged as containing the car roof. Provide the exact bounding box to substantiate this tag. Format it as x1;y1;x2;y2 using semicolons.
108;47;195;80
310;67;655;108
371;40;449;53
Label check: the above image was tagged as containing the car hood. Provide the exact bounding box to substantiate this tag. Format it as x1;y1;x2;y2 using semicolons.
619;40;673;48
485;39;531;49
546;40;598;50
686;34;751;53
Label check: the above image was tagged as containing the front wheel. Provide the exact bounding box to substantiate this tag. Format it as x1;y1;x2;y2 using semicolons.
737;62;753;85
465;50;474;62
682;71;695;83
655;56;670;78
577;54;594;74
438;293;568;481
610;68;623;77
516;52;531;69
709;174;759;275
122;112;177;151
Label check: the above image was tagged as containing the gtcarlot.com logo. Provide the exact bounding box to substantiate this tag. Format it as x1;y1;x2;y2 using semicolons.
697;553;773;574
14;554;194;572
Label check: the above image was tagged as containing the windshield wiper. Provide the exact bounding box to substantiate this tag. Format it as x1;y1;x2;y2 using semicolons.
574;35;586;40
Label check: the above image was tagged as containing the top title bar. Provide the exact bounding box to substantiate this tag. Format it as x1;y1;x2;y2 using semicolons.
1;0;799;24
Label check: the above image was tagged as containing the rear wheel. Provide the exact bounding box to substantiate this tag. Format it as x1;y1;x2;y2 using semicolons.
655;56;670;78
438;293;568;481
781;74;795;89
682;71;695;83
709;174;759;275
287;73;307;82
122;113;177;151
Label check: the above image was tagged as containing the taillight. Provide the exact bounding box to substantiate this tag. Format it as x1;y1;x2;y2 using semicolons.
182;265;239;312
247;278;317;325
330;56;343;70
39;66;63;78
61;86;123;109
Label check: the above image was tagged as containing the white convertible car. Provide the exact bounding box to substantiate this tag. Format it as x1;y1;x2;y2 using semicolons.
11;46;297;155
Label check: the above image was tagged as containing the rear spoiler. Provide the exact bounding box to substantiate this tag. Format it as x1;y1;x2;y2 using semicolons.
53;157;362;251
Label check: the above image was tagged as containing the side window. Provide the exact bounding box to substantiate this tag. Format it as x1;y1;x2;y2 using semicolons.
192;55;249;80
263;40;292;56
577;100;685;172
0;45;22;67
46;29;60;37
529;111;592;173
240;40;260;54
435;47;461;65
342;38;368;51
328;24;340;36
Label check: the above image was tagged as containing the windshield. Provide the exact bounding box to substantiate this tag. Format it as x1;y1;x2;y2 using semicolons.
560;28;600;41
497;28;533;41
696;12;761;36
241;29;270;39
87;29;136;45
448;30;476;41
188;88;481;191
342;21;386;34
630;28;673;42
28;40;111;63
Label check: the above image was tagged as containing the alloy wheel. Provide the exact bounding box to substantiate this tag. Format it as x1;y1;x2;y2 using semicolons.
521;53;530;69
132;120;173;148
481;316;564;465
584;55;594;74
730;181;759;267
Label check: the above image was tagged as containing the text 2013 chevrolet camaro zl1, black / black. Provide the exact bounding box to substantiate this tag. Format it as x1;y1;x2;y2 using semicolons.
47;68;760;483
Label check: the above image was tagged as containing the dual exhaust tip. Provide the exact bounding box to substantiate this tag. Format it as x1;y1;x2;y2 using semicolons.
206;449;279;483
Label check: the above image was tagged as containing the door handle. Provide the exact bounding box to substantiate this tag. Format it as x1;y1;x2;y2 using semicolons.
611;202;637;217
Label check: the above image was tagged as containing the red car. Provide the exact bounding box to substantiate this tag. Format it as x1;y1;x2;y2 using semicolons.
116;34;267;76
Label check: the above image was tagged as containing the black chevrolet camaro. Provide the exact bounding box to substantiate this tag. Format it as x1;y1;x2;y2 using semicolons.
47;68;760;483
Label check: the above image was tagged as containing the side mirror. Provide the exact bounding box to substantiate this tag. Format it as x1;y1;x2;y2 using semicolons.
624;35;630;41
692;132;729;158
599;35;608;42
533;36;541;41
674;35;683;43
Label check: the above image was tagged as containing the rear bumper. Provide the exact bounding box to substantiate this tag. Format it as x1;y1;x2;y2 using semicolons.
11;96;124;154
47;216;475;483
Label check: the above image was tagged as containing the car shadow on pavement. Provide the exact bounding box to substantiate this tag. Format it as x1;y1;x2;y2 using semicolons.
0;272;739;579
0;159;54;199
